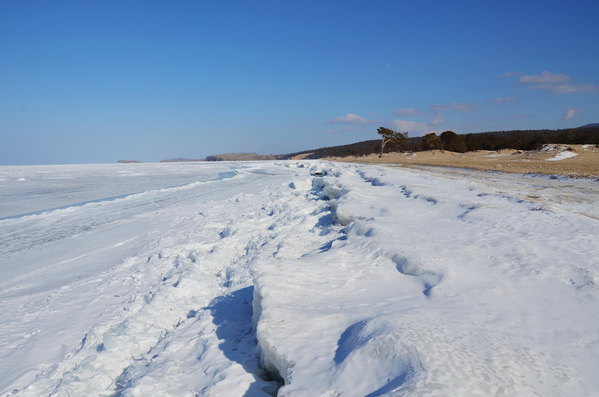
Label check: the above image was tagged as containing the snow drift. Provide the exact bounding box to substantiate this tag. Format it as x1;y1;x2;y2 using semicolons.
0;161;597;396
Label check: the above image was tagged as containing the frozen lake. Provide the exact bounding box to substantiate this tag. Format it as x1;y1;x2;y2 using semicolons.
0;162;243;219
1;161;598;396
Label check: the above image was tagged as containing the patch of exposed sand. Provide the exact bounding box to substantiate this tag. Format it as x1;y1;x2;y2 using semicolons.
328;144;599;178
289;152;314;160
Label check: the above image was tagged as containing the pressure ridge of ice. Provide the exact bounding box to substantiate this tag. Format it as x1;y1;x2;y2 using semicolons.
0;161;597;396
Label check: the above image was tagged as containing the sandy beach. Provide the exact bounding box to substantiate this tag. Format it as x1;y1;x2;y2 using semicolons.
327;144;599;178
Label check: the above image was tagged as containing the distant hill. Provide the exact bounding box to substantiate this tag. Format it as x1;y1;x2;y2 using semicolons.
160;158;204;162
279;126;599;159
206;153;276;161
278;140;382;160
117;160;143;163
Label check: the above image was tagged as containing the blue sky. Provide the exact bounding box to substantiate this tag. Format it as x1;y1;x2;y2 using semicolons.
1;0;598;165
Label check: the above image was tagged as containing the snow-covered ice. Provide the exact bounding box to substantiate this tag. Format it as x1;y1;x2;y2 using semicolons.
0;161;598;396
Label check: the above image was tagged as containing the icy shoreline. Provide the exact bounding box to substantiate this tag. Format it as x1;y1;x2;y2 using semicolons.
1;161;598;396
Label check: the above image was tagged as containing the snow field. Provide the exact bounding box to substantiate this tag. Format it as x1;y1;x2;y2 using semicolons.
1;161;598;396
253;163;599;396
1;163;334;396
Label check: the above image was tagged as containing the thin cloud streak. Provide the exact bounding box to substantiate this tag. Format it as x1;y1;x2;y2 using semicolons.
393;108;424;117
430;102;481;113
518;71;570;84
326;113;379;125
551;84;599;94
515;70;599;95
490;97;517;103
390;119;431;134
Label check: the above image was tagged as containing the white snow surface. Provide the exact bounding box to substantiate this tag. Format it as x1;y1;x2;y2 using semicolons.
546;151;578;161
1;161;598;396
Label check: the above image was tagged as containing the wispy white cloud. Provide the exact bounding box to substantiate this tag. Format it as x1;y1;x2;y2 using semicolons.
498;71;522;78
551;83;599;94
327;101;484;136
390;119;431;134
327;113;378;125
562;107;582;120
393;108;424;117
489;96;517;103
430;114;445;125
430;102;481;113
518;71;570;84
387;102;482;134
424;102;481;130
514;70;599;94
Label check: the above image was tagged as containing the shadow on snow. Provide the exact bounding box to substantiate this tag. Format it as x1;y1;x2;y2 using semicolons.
209;286;281;397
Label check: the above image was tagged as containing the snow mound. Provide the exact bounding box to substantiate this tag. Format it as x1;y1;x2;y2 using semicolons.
539;143;571;152
547;151;578;161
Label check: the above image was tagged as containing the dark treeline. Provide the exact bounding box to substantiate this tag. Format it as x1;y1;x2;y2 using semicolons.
461;126;599;151
280;125;599;159
278;139;381;159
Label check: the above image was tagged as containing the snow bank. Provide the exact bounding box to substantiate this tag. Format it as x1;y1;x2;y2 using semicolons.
539;144;579;161
1;161;598;396
1;162;323;396
546;151;578;161
253;163;599;396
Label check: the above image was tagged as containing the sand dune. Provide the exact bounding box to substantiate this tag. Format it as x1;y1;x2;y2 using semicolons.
329;144;599;178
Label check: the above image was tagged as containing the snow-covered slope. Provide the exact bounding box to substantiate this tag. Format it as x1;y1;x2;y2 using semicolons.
0;162;597;396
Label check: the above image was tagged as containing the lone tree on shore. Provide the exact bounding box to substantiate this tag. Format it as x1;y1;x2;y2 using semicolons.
377;127;408;157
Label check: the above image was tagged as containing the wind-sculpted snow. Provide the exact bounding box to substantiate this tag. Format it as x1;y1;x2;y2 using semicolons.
1;162;598;396
254;164;599;396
